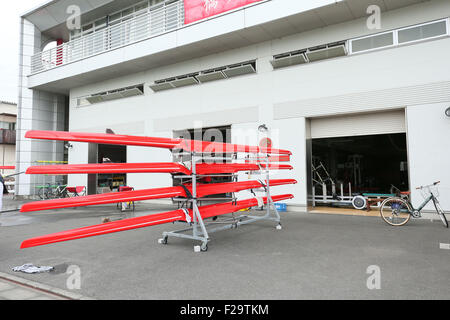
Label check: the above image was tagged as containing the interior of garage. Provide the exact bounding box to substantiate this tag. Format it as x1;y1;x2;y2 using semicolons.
307;110;410;214
312;133;409;195
309;133;409;213
172;126;233;205
97;144;127;191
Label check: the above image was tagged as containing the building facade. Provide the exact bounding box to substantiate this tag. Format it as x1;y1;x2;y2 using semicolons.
0;101;17;177
18;0;450;211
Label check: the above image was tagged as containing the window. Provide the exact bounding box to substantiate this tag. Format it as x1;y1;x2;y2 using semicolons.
350;19;449;54
398;20;447;44
95;18;107;30
0;122;15;130
351;32;394;53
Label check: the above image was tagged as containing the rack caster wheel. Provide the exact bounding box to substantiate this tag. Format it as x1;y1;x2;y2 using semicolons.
158;237;168;245
276;224;283;230
194;243;208;253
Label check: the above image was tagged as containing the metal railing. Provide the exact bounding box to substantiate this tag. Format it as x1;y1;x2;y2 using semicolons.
30;1;184;75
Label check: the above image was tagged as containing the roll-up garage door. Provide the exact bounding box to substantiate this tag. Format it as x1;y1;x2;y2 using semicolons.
310;109;406;139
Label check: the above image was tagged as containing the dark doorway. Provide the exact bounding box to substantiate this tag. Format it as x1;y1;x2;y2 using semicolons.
97;144;127;191
312;133;408;195
172;125;233;205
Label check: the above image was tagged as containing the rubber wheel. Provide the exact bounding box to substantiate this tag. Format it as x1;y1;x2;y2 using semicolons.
380;197;412;226
38;188;48;200
434;201;449;228
352;196;367;210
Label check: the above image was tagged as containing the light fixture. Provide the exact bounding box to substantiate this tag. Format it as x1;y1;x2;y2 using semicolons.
445;107;450;117
258;124;269;133
64;143;73;149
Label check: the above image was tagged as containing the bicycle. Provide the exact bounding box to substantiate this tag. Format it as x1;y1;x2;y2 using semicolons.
379;181;448;228
50;183;69;199
37;183;68;199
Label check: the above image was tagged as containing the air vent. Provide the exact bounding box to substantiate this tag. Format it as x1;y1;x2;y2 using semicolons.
85;95;104;104
171;75;199;88
149;82;174;92
272;42;348;70
78;84;144;106
101;91;123;101
197;70;227;83
121;86;144;97
149;60;256;92
223;63;256;78
271;51;308;69
306;43;347;62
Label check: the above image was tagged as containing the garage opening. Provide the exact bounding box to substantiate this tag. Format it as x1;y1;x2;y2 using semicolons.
313;133;408;193
172;125;232;206
97;144;127;191
308;110;409;213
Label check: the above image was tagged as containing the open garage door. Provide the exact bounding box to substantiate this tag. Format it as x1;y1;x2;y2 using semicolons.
311;109;406;139
308;109;409;213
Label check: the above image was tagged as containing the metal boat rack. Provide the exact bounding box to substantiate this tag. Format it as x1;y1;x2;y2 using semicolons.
158;152;283;252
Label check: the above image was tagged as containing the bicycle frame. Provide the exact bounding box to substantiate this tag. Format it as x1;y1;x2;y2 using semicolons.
407;193;434;214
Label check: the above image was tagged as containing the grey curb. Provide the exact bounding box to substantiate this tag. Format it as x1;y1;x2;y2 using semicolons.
0;272;95;300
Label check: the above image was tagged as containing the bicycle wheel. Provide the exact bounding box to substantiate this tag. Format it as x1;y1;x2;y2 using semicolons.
380;197;412;226
433;201;449;228
38;187;48;200
47;188;57;199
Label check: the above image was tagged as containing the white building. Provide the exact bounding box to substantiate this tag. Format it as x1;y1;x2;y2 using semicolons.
0;101;17;177
17;0;450;212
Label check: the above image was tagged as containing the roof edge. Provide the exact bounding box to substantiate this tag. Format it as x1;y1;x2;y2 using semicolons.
21;0;59;18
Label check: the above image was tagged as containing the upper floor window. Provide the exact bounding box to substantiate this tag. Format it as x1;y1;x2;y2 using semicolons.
398;20;448;44
70;0;171;41
349;18;449;54
0;122;15;130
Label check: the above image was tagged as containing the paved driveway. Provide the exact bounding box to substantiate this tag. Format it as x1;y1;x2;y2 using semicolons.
0;204;449;299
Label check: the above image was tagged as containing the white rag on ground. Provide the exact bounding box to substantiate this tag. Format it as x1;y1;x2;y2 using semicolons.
12;263;54;274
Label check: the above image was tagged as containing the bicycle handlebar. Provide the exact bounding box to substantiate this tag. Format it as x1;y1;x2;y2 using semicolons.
416;181;440;190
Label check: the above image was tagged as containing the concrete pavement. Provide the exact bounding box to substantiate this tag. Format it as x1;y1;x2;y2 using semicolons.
0;202;449;299
0;276;67;300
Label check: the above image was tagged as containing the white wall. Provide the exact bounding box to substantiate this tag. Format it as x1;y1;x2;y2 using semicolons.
16;18;67;197
406;103;450;211
0;145;16;176
63;1;450;208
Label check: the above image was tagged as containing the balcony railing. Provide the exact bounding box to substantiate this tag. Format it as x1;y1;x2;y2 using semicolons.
30;1;184;75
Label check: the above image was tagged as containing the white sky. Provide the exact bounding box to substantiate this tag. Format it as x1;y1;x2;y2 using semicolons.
0;1;49;104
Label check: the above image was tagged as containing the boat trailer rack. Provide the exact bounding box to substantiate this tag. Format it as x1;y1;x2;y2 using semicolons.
159;153;283;252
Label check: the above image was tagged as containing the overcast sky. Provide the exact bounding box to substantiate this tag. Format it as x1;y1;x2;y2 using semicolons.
0;1;48;104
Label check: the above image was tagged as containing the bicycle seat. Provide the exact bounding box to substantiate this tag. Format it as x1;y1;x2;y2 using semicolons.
400;191;411;195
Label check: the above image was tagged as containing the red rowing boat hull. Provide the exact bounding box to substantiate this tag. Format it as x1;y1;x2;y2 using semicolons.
26;163;191;175
20;194;293;249
25;163;293;175
20;179;297;213
25;130;292;155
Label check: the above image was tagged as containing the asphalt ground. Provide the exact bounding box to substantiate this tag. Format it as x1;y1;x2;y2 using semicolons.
0;202;449;300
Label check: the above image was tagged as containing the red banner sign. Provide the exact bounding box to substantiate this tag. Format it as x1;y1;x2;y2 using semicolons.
184;0;262;24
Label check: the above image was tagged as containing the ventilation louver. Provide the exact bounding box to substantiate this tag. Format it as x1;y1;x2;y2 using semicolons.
149;61;256;92
80;85;144;106
306;43;347;62
270;51;308;69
